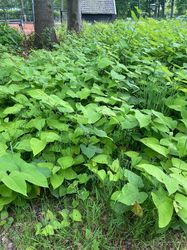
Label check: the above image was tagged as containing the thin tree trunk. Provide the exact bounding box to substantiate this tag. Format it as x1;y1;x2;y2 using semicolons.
157;1;160;17
3;9;6;21
138;0;140;9
161;0;165;17
67;0;82;33
154;2;158;18
32;0;35;22
34;0;58;48
170;0;174;18
20;0;26;22
60;0;64;23
148;0;151;17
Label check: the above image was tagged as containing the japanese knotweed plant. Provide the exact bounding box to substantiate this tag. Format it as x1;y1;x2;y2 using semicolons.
0;19;187;231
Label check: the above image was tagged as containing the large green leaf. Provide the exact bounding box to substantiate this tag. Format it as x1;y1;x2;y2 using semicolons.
111;183;147;206
125;151;142;167
40;131;60;143
27;89;48;100
170;173;187;193
80;104;101;124
26;118;45;131
0;143;8;156
63;168;77;180
110;159;121;172
0;154;48;189
140;137;169;157
152;189;173;228
111;70;125;81
97;169;107;181
58;156;74;169
166;97;187;111
152;110;177;130
0;184;13;197
15;138;32;152
20;164;48;187
98;106;116;117
80;144;97;159
138;163;178;195
93;128;108;138
176;135;187;158
70;209;82;222
3;104;23;115
1;171;27;196
172;158;187;171
97;57;112;69
92;154;109;164
77;88;90;100
0;196;16;207
47;119;69;131
30;138;46;156
134;110;151;128
49;95;74;113
124;169;144;188
174;193;187;224
0;154;18;172
50;173;64;189
121;114;138;129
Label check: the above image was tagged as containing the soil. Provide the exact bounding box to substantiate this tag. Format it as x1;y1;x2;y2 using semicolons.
9;23;34;35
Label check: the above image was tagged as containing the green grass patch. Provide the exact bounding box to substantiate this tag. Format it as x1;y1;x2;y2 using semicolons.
1;194;187;249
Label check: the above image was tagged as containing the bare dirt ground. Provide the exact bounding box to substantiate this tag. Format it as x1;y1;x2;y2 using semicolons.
9;23;34;35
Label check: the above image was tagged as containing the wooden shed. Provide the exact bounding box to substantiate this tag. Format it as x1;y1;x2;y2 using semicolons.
81;0;117;22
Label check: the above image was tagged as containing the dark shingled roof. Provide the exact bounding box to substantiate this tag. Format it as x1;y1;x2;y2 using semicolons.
81;0;116;15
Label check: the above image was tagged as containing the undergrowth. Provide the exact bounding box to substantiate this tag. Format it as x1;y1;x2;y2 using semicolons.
0;18;187;243
0;24;23;52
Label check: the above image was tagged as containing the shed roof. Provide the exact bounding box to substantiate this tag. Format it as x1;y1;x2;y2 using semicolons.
81;0;116;15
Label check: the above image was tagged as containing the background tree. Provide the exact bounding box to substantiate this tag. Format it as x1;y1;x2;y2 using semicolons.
160;0;166;17
176;0;187;14
116;0;129;18
67;0;82;33
34;0;58;48
20;0;26;22
170;0;174;17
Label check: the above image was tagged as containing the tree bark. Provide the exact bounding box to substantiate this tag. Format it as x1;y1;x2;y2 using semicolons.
147;0;151;17
67;0;82;33
157;1;160;17
60;0;64;23
161;0;165;17
170;0;174;18
154;2;158;18
34;0;58;48
20;0;26;22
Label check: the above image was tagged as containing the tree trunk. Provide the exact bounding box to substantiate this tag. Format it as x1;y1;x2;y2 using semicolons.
157;1;160;17
20;0;26;22
67;0;82;33
170;0;174;18
154;2;158;18
147;0;151;17
60;0;64;23
137;0;140;9
161;0;165;17
34;0;58;48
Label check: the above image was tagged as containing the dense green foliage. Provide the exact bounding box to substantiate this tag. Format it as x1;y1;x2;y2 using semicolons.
0;24;23;48
0;19;187;233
